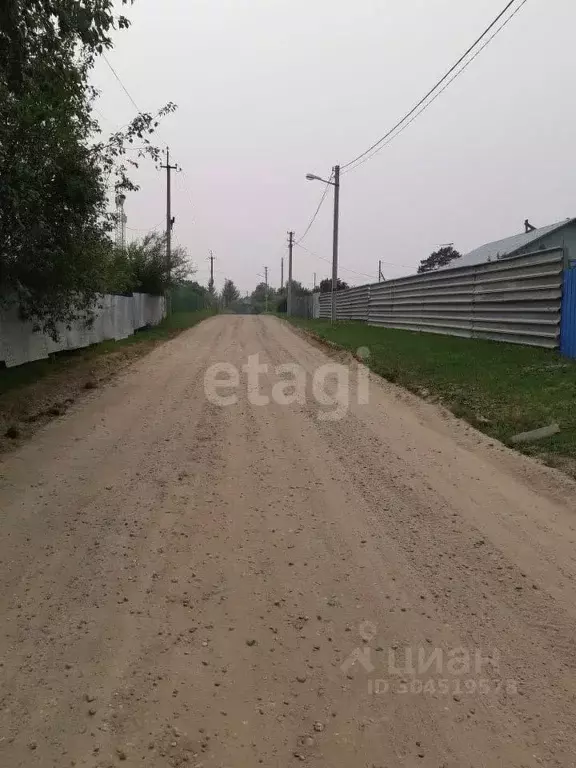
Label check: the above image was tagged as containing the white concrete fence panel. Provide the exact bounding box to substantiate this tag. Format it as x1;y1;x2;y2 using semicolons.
0;293;166;368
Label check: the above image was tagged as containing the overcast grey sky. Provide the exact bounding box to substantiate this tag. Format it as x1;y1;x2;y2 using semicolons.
92;0;575;294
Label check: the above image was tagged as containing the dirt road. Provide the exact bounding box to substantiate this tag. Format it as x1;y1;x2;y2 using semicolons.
1;315;576;767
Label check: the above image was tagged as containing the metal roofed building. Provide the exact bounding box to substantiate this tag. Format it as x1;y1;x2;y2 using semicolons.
452;218;576;270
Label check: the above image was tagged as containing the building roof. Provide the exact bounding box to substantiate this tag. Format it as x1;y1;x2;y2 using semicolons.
453;218;576;269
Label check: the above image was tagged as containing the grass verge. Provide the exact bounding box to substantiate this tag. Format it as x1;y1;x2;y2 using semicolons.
285;317;576;472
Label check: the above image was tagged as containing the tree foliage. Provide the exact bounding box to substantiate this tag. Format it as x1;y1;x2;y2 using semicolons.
0;1;176;337
417;246;462;274
319;278;349;293
251;281;270;306
288;280;311;297
250;281;280;314
171;281;210;312
107;233;193;296
222;279;240;308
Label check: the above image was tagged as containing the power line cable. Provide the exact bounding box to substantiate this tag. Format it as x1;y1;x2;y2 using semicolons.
295;242;383;281
292;2;528;275
296;241;413;275
345;0;529;175
297;170;334;244
176;170;196;215
102;53;142;113
341;0;527;172
100;56;171;154
102;55;174;154
101;57;193;234
125;222;164;232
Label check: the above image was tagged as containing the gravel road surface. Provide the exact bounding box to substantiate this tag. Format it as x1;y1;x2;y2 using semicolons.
1;315;576;767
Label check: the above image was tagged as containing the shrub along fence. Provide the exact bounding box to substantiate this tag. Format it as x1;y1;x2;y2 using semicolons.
0;293;166;368
319;248;567;350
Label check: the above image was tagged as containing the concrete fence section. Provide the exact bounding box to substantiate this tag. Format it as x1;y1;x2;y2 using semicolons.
312;293;321;319
319;248;565;349
288;295;315;319
0;293;166;368
335;285;371;321
283;293;321;319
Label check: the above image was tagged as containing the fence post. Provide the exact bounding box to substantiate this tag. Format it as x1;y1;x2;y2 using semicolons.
366;285;371;324
471;265;478;340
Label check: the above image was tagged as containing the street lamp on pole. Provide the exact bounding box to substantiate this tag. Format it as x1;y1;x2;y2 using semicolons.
306;166;340;324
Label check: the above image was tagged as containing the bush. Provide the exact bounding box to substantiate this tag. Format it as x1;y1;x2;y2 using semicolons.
109;233;193;295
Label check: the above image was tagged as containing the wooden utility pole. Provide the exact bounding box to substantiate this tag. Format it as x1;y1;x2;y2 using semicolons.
305;167;340;323
331;165;340;324
264;266;269;313
160;147;179;313
287;231;294;317
281;257;284;291
208;251;216;293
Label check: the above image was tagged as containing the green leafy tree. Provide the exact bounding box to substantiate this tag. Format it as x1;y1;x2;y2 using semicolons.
275;281;310;313
222;279;240;308
250;281;278;314
288;280;311;297
319;278;349;293
171;280;209;312
111;233;193;295
417;246;462;274
251;282;269;304
0;1;176;337
228;296;252;314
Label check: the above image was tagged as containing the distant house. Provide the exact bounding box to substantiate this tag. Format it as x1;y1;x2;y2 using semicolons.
453;218;576;270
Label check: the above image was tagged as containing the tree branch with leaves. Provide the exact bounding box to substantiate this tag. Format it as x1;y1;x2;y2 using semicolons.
0;0;177;337
417;246;462;274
